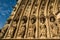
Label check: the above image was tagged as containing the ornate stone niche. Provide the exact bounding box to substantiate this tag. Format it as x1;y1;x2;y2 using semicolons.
49;11;58;38
17;25;26;38
39;25;47;38
29;24;36;33
50;23;58;38
40;14;46;24
21;16;27;24
30;15;36;24
49;13;56;22
27;24;36;38
6;27;15;38
49;15;55;22
27;29;35;38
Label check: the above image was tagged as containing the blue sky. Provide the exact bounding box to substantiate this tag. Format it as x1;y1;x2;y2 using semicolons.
0;0;17;29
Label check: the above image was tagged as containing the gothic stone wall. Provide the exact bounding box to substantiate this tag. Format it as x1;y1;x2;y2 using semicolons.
0;0;60;39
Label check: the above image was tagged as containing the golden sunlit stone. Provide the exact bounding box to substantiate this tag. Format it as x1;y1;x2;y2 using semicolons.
0;0;60;39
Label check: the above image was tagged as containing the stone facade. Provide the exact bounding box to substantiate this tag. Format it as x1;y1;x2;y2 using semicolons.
0;0;60;39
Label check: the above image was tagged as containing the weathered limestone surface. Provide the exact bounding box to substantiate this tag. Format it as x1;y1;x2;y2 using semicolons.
0;0;60;39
